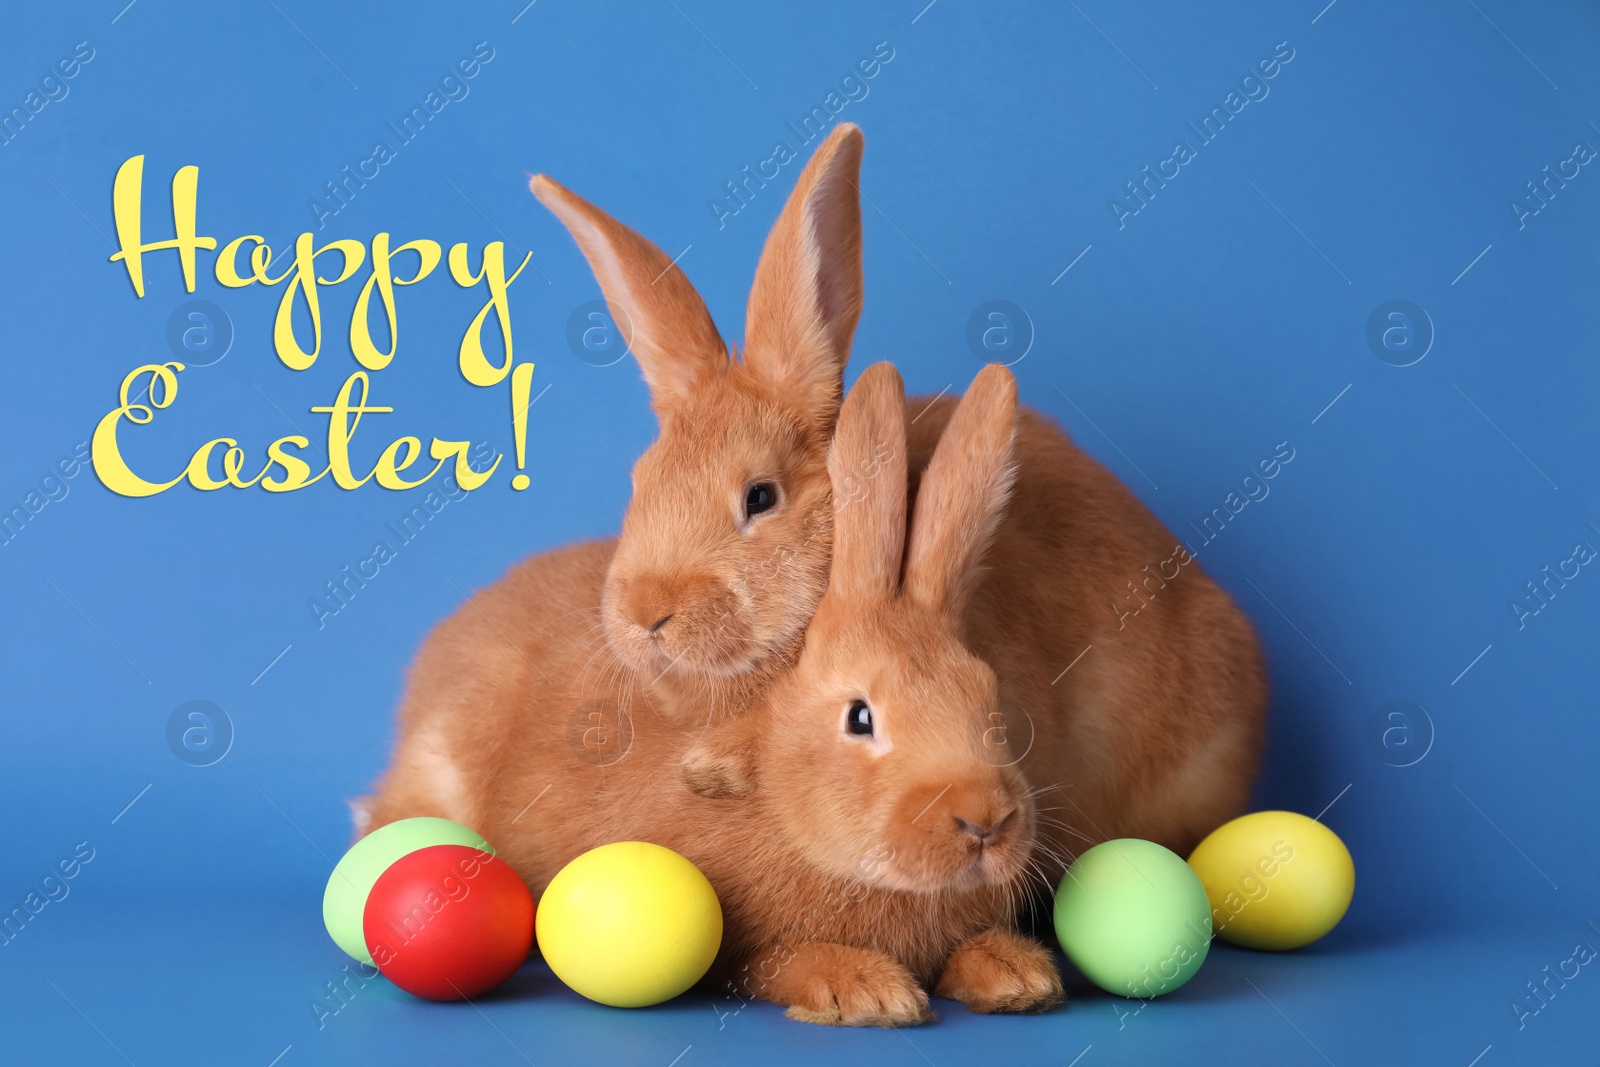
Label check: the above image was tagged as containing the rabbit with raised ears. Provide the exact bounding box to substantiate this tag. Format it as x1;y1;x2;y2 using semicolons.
368;121;1264;877
688;360;1064;1024
446;361;1061;1027
528;124;869;718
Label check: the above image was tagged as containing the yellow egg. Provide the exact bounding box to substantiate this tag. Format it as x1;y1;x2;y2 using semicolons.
1186;811;1353;950
536;841;723;1007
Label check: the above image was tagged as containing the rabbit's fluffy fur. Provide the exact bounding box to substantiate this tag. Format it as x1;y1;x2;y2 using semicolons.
364;123;1266;1025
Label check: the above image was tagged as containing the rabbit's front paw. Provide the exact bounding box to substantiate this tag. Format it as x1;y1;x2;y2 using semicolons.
935;929;1064;1014
678;723;757;799
759;943;935;1027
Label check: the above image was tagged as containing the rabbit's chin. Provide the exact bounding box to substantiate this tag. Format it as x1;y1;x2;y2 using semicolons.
872;841;1032;896
603;612;782;681
601;596;808;683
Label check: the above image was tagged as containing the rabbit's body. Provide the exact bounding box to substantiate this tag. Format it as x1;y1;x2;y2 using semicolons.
365;541;1036;1022
365;124;1267;1024
511;122;1266;865
369;365;1068;1026
361;539;616;836
446;686;1017;990
370;391;1264;890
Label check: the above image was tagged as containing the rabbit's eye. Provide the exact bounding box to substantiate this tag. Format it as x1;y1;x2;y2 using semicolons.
744;482;778;518
846;699;874;736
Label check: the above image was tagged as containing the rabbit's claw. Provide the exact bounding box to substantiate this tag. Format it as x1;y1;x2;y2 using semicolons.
935;929;1065;1014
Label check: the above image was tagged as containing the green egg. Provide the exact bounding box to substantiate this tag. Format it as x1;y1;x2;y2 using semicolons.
322;817;492;963
1054;838;1213;998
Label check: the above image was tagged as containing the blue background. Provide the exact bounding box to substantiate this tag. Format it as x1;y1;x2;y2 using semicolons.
2;1;1596;1063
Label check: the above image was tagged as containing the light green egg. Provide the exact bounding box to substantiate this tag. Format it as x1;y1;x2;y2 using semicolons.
1054;838;1213;998
322;817;492;963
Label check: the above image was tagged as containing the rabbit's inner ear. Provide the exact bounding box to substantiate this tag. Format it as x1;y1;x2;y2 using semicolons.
744;124;865;432
827;362;908;604
902;365;1020;619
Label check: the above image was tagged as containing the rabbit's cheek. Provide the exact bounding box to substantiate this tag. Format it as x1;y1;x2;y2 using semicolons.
738;534;827;640
602;569;734;671
684;578;750;663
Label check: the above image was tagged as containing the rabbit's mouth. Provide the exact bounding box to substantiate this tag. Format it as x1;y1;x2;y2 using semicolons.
612;610;767;678
873;839;1030;895
602;570;810;681
954;833;1031;890
871;801;1034;894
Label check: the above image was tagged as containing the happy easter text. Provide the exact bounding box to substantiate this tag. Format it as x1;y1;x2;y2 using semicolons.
94;144;537;497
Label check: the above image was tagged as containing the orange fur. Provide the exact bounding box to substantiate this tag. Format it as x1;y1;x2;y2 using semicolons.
365;126;1268;1023
933;928;1065;1014
527;128;865;714
902;388;1268;861
529;124;1266;868
369;361;1061;1026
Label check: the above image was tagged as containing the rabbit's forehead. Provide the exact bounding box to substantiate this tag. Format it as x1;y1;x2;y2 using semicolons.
814;608;995;718
644;389;813;482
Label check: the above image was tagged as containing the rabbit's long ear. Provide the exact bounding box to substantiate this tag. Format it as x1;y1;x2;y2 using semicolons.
529;175;726;415
744;123;864;433
828;362;907;603
903;365;1019;619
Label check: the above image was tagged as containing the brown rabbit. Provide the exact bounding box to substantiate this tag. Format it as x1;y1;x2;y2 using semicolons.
525;122;1267;861
377;361;1064;1027
367;124;1262;888
523;129;870;723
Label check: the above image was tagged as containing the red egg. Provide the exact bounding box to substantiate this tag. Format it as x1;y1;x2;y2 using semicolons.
363;844;534;1000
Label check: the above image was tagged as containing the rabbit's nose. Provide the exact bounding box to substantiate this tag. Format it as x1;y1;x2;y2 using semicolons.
955;809;1015;843
648;614;673;635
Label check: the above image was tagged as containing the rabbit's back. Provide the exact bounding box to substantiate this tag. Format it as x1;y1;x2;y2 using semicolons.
363;539;625;842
